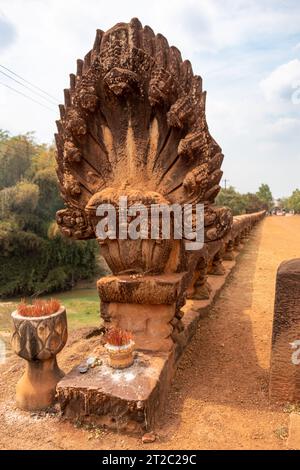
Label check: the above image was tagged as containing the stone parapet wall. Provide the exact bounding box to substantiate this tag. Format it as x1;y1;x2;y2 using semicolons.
57;210;266;434
187;210;265;301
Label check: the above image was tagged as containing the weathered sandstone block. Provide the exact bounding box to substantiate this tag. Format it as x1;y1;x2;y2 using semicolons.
269;259;300;403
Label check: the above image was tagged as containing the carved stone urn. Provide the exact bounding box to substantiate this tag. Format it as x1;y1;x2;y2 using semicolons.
11;307;68;411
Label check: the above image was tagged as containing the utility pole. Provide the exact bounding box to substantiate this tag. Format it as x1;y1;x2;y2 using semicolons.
223;178;229;190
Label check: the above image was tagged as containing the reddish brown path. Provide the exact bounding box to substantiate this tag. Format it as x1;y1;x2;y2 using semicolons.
1;216;300;450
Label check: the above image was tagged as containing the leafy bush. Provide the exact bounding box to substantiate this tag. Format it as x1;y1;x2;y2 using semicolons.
0;238;97;298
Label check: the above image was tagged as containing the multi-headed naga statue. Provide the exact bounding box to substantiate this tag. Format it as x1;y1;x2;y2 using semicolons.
55;18;232;352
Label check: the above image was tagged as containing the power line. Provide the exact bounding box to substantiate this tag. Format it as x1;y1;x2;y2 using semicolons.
0;81;57;112
0;63;60;103
0;68;58;107
0;64;60;104
0;69;58;107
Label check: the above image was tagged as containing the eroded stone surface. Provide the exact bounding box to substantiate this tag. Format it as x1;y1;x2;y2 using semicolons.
57;350;173;433
269;259;300;403
53;17;265;432
97;274;184;305
57;251;245;432
11;308;67;411
54;18;237;355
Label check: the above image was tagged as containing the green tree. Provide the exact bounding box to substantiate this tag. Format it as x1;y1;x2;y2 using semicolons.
0;132;37;189
286;189;300;213
12;181;39;214
243;193;268;213
0;130;98;298
33;168;62;221
28;144;57;174
256;184;273;210
0;186;16;218
216;186;246;215
0;130;9;141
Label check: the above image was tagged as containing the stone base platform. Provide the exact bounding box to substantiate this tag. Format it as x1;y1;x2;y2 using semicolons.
57;257;238;433
57;350;173;434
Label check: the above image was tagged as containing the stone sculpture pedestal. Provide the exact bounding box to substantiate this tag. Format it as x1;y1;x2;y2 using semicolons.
57;212;264;433
57;273;185;432
11;307;67;411
16;358;64;411
57;350;173;433
98;273;186;352
57;258;238;432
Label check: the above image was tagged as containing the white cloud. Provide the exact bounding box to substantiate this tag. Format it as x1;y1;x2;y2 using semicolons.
0;14;16;50
260;59;300;102
265;117;300;138
0;0;299;197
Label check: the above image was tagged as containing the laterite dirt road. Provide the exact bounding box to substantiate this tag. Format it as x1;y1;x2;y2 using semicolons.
1;215;300;450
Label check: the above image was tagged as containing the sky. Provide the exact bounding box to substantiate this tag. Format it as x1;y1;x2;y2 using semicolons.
0;0;300;198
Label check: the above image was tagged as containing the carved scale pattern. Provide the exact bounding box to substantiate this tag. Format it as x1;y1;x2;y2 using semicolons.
55;18;228;240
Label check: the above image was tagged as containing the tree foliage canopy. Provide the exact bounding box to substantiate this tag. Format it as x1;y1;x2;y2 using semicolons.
0;130;98;298
216;185;270;215
284;189;300;213
256;184;273;210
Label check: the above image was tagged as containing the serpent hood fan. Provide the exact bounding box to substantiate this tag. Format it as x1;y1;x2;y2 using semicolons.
55;17;232;260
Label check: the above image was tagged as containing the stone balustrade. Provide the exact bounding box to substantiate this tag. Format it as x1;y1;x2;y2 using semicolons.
57;210;266;433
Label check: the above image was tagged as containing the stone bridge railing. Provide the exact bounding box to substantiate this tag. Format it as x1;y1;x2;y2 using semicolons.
53;19;267;434
224;210;266;257
57;209;265;434
187;210;266;301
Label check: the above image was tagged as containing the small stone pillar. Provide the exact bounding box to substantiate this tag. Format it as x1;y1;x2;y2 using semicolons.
98;273;185;352
269;259;300;403
186;257;211;300
208;251;225;276
11;308;67;410
234;235;242;250
223;240;235;261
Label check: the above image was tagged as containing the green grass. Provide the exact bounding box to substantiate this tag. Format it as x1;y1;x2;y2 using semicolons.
0;288;100;332
53;289;100;329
